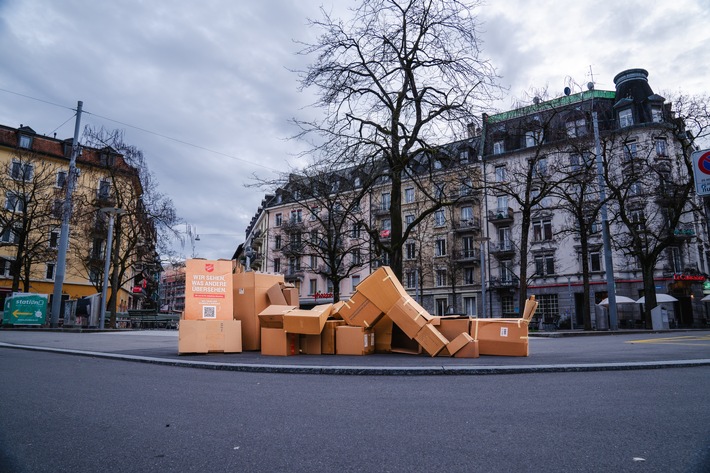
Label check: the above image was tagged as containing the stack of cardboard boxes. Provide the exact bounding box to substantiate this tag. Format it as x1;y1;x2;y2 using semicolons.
178;260;539;358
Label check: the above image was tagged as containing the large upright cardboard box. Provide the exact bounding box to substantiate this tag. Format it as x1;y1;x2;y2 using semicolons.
233;272;285;351
321;320;346;354
337;291;384;328
472;318;529;357
355;266;408;313
261;327;299;356
184;259;234;320
178;319;209;354
336;326;375;355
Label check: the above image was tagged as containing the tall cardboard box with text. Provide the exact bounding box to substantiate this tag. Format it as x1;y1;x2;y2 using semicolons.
233;272;285;351
184;259;234;320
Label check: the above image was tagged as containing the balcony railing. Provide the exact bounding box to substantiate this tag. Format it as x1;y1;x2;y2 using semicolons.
488;208;514;224
453;217;481;233
489;241;515;255
489;276;520;289
671;223;695;239
455;249;480;262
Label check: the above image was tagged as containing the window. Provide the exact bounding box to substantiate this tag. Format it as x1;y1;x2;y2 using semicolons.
590;251;601;272
56;170;67;188
498;227;511;250
436;298;447;316
500;260;514;283
436;269;447;287
464;297;477;316
309;207;318;221
630;210;645;231
274;235;282;250
405;271;416;289
351;275;361;291
533;157;547;177
11;161;33;181
405;242;416;260
630;181;642;196
533;219;553;242
464;268;475;285
98;179;111;199
496;195;508;214
495;165;506;182
100;151;115;167
351;222;361;239
45;262;56;280
380;192;390;211
459;149;469;164
290;209;302;223
619;109;633;127
493;140;505;155
275;213;282;227
288;257;301;273
434;184;445;200
405;214;415;226
309;279;317;295
19;135;33;149
501;295;515;315
310;255;317;269
293;189;301;200
460;206;473;222
354;177;361;187
0;257;13;277
566;118;587;137
404;188;415;203
534;254;555;276
5;192;25;212
49;229;59;249
669;247;682;273
352;249;361;265
91;238;104;259
537;294;559;323
310;230;319;244
435;238;447;257
460;178;473;196
381;218;391;231
652;107;663;123
434;209;446;227
655;138;668;157
525;130;541;147
0;225;18;244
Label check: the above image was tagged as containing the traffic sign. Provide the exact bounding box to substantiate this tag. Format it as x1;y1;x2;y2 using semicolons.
691;149;710;196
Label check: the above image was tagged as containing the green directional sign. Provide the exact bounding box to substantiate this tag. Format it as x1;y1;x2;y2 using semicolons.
3;293;48;325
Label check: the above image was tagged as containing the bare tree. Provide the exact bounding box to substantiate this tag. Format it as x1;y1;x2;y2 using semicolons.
295;0;500;280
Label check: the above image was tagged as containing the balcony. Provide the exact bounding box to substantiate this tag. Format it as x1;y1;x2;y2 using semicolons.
453;217;481;233
453;190;480;203
455;249;480;263
284;270;304;282
489;241;515;257
670;223;696;240
280;218;305;233
372;205;390;217
488;208;514;225
489;276;520;290
280;242;304;256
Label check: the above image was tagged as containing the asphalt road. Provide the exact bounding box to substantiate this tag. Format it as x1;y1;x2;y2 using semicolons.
1;349;709;472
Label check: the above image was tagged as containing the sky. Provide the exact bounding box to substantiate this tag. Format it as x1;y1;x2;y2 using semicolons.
0;0;708;262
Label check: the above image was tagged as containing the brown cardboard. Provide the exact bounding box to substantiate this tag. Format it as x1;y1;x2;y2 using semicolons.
321;320;346;354
336;326;375;355
472;318;529;357
522;295;538;322
415;323;449;357
354;266;409;313
283;304;332;335
260;327;299;356
390;324;421;354
453;337;480;358
330;301;346;319
387;296;429;339
178;319;209;354
446;332;476;358
266;283;288;305
184;259;234;320
373;315;393;353
233;272;285;351
300;334;322;354
431;316;471;346
282;285;300;307
338;291;384;328
258;305;297;328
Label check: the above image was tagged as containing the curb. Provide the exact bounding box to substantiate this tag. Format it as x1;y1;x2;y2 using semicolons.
2;342;710;376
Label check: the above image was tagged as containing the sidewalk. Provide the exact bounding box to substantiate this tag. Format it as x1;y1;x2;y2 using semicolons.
1;328;709;375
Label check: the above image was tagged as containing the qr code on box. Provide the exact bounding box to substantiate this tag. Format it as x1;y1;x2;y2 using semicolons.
203;306;217;319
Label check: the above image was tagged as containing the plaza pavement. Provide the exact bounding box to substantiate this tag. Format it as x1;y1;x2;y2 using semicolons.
1;328;709;375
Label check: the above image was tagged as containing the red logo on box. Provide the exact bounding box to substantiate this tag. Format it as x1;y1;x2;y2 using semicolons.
205;264;214;273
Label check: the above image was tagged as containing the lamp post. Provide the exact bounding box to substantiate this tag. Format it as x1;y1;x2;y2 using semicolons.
99;207;124;329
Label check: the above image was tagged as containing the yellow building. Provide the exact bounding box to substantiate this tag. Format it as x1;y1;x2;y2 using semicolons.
0;123;144;317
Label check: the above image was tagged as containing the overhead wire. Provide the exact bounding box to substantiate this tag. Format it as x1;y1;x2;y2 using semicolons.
0;87;282;173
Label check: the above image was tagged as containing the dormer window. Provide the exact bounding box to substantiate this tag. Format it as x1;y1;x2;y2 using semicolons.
100;151;116;167
619;109;633;128
493;140;505;155
652;107;663;123
19;135;33;149
525;131;541;148
459;149;470;164
566;118;587;138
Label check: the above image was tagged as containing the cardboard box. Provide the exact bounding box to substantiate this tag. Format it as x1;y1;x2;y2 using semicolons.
258;305;297;328
178;319;209;354
266;283;288;305
321;320;346;354
178;319;242;354
373;315;393;353
446;332;478;358
260;327;299;356
282;284;300;307
330;301;346;319
336;326;375;355
233;272;285;351
415;323;449;357
300;334;322;355
431;316;471;341
354;266;409;313
472;318;529;357
390;324;421;355
184;259;234;320
338;291;384;328
283;304;332;335
387;296;429;339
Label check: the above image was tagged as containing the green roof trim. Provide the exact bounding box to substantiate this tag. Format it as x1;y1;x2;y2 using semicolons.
488;90;617;123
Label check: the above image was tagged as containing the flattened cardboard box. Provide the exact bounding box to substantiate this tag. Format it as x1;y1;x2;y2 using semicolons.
355;266;408;313
184;259;234;320
471;318;529;357
321;320;346;354
233;272;285;351
258;305;297;328
415;323;449;357
387;296;429;339
261;327;299;356
178;319;208;354
446;332;478;358
283;304;333;335
338;291;384;328
336;326;375;355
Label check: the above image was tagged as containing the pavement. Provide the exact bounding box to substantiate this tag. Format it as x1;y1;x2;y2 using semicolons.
1;327;710;375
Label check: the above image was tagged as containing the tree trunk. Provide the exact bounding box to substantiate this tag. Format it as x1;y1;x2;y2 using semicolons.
389;170;404;280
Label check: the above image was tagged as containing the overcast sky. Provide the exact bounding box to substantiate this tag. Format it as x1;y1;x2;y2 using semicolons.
1;0;708;262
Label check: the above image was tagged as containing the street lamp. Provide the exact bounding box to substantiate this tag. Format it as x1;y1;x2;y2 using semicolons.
99;207;124;329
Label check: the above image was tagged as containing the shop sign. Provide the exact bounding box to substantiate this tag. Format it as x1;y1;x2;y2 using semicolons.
673;273;706;282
